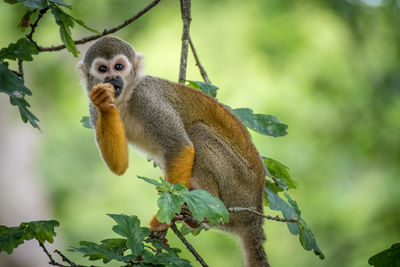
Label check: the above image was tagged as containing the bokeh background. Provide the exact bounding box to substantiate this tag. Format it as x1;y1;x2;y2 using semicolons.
1;0;399;266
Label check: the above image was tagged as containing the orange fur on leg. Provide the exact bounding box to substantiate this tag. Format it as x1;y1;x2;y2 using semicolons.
166;146;195;189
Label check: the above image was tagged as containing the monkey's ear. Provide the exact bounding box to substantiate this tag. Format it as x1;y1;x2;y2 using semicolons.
77;61;88;78
133;52;144;77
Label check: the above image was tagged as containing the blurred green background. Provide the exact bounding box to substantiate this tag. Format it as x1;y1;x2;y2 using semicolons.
1;0;400;266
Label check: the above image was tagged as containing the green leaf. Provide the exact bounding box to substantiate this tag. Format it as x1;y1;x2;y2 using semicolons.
157;193;181;224
145;237;181;256
3;0;19;4
50;5;79;57
18;0;48;9
0;226;25;254
262;156;297;190
108;214;150;257
20;220;59;243
179;223;207;236
265;188;324;260
369;243;400;267
0;62;40;129
70;240;131;263
137;176;163;188
50;4;99;57
229;107;288;137
181;190;229;225
264;187;299;234
49;0;68;6
80;116;92;128
187;80;219;98
0;38;39;61
0;220;59;254
142;252;192;267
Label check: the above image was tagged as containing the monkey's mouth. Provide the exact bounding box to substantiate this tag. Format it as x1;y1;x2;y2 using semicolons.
114;85;123;97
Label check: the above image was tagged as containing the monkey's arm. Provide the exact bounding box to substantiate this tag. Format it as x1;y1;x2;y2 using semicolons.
90;83;128;175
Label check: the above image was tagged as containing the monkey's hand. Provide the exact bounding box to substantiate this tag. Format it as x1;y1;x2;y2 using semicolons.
89;83;116;111
90;83;128;176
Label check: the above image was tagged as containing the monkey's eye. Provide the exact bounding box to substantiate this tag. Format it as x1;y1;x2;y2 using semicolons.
115;63;124;71
98;65;108;73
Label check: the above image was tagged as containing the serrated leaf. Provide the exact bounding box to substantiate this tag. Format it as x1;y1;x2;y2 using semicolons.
80;116;92;128
0;38;39;61
145;238;181;256
49;0;68;6
181;190;229;225
142;252;192;267
0;62;40;129
0;220;59;254
108;214;150;257
265;188;324;260
0;226;25;254
369;243;400;267
70;240;131;263
50;5;79;57
157;193;181;224
229;107;288;137
264;187;299;234
137;176;162;187
179;223;207;236
187;80;219;98
21;220;59;243
18;0;48;9
4;0;19;4
262;156;297;190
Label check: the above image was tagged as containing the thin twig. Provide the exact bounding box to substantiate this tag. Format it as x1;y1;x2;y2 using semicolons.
54;250;75;265
38;240;68;267
26;7;50;43
37;0;161;52
178;0;192;83
228;207;299;223
188;37;211;83
170;223;209;267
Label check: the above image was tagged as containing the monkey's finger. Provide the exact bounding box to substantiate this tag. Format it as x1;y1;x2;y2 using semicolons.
90;85;111;98
97;93;114;105
91;89;113;102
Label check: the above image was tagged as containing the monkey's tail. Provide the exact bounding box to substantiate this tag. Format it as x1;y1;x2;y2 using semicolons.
238;223;270;267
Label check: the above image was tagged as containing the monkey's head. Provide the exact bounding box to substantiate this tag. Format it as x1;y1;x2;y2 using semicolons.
78;36;143;98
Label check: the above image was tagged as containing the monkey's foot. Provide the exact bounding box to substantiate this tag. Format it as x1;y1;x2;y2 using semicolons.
149;215;170;232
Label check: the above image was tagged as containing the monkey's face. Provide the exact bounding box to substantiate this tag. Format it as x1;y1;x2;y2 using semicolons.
89;54;133;98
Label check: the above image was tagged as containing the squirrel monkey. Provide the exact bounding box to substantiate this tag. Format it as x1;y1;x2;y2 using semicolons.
78;36;268;267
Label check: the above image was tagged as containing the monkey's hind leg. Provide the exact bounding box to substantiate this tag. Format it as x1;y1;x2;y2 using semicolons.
149;145;195;232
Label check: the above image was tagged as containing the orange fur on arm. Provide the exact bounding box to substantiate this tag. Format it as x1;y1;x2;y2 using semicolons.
166;146;195;189
96;108;128;175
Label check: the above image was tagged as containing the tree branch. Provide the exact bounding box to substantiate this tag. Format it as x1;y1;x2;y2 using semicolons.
17;59;24;79
189;37;211;83
178;0;192;83
170;223;209;267
37;0;161;53
229;207;300;223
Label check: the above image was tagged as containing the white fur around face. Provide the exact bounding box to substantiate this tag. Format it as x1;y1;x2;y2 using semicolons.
89;54;133;80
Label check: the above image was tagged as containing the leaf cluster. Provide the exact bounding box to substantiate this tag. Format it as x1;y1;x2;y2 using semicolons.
0;220;59;254
138;176;229;226
71;214;192;267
